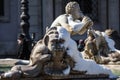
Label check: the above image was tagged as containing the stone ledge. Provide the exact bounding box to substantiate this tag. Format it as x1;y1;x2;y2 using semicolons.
19;74;111;80
45;74;108;79
0;59;119;80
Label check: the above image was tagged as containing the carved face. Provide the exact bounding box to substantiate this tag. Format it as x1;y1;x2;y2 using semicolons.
48;36;65;53
65;1;84;19
43;27;70;75
72;3;83;19
44;27;66;54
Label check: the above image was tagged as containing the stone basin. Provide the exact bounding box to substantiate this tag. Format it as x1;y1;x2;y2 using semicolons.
0;58;120;80
0;58;29;73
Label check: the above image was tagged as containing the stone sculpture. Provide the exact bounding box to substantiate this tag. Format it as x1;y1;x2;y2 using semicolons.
1;27;75;79
83;28;120;64
0;26;117;79
83;29;109;63
0;1;117;79
50;1;93;35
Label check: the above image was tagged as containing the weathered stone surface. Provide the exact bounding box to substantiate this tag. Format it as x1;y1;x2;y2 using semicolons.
0;59;119;80
20;74;110;80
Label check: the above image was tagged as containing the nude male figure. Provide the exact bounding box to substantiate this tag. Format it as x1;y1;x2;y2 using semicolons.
51;1;93;35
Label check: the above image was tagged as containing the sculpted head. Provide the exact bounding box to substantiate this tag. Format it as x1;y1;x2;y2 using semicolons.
65;1;84;19
43;27;66;54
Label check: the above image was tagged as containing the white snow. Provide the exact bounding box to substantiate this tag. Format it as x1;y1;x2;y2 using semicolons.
101;32;120;53
57;26;117;78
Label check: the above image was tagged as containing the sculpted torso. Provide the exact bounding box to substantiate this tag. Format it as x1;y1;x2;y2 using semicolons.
50;1;93;35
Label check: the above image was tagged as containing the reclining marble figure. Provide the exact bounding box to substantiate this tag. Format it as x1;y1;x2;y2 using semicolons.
50;1;93;35
50;1;93;60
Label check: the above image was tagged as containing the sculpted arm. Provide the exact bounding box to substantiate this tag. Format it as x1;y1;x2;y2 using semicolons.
78;16;93;35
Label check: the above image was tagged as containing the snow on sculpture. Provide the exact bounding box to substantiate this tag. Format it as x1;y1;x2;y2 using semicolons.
0;1;118;79
102;32;120;53
83;28;120;64
0;26;117;79
56;26;116;78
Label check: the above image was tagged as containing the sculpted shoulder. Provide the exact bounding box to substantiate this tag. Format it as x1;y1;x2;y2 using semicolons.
51;14;68;27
